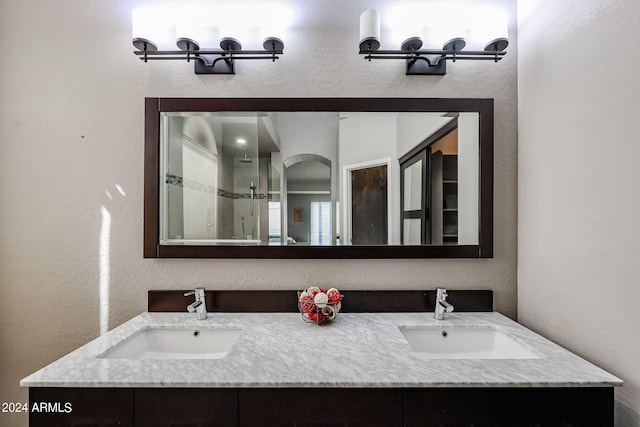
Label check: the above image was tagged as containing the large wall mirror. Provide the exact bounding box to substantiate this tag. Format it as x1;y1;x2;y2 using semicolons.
144;98;493;258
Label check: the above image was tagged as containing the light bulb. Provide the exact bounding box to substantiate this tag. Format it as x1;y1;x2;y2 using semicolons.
131;7;175;51
175;6;219;51
465;6;509;51
359;9;381;51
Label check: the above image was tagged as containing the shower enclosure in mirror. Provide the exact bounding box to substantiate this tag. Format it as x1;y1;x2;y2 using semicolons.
144;98;493;258
161;112;265;245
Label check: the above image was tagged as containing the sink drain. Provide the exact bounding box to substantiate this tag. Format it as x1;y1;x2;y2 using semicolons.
193;330;200;337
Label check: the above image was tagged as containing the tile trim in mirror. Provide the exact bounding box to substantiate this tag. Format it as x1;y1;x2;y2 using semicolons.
144;98;493;259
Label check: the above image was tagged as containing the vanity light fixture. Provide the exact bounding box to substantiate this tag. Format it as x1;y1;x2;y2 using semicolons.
359;8;508;75
131;6;285;75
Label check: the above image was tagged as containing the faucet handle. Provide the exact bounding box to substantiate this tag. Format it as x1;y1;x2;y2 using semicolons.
184;287;206;299
186;300;202;312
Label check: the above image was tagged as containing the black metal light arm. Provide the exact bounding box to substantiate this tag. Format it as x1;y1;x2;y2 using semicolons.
133;37;284;75
358;39;508;75
134;48;283;59
357;8;509;76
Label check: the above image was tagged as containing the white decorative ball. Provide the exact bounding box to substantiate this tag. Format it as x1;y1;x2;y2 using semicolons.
314;292;329;307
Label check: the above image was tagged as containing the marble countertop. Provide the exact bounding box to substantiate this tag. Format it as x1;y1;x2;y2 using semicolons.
21;312;622;388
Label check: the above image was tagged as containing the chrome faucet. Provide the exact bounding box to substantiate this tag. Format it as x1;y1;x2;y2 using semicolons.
434;287;454;320
184;287;207;320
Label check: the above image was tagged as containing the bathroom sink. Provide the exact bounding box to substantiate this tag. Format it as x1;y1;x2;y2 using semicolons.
99;327;243;360
399;326;542;359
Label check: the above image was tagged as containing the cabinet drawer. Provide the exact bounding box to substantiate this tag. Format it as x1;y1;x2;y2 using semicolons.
239;389;403;427
29;388;133;427
405;388;614;427
134;389;238;427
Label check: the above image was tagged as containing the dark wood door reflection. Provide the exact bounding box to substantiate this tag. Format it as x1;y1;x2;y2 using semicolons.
351;165;388;245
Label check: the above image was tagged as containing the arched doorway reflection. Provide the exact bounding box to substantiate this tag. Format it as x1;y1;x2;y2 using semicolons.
283;154;335;245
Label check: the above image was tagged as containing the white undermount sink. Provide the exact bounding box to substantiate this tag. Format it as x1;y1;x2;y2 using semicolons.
399;325;542;359
98;327;243;360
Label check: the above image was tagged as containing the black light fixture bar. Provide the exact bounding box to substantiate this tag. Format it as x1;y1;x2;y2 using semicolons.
132;37;284;75
361;49;507;60
358;8;509;76
359;48;506;76
361;49;505;57
135;49;283;59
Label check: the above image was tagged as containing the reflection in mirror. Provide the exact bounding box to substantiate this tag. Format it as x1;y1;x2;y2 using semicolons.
399;114;479;246
349;164;387;245
144;98;493;258
285;155;333;246
403;159;423;245
160;113;265;245
159;111;480;247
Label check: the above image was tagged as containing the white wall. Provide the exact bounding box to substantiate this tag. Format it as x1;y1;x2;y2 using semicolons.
458;113;480;245
0;1;517;426
518;0;640;423
396;113;452;158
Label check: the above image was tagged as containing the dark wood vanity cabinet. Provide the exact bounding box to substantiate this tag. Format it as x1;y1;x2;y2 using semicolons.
404;387;614;427
239;389;404;427
29;388;134;426
29;388;238;427
135;389;238;427
30;386;613;427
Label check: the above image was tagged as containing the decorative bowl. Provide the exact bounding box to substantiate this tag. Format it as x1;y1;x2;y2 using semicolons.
297;287;343;325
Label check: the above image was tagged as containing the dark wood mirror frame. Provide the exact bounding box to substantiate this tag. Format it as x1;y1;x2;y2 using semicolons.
144;97;493;259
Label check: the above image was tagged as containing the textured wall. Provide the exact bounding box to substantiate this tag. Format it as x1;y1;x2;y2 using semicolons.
518;0;640;423
0;1;517;426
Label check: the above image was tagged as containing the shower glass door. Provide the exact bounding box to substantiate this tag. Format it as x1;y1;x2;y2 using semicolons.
160;113;261;245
